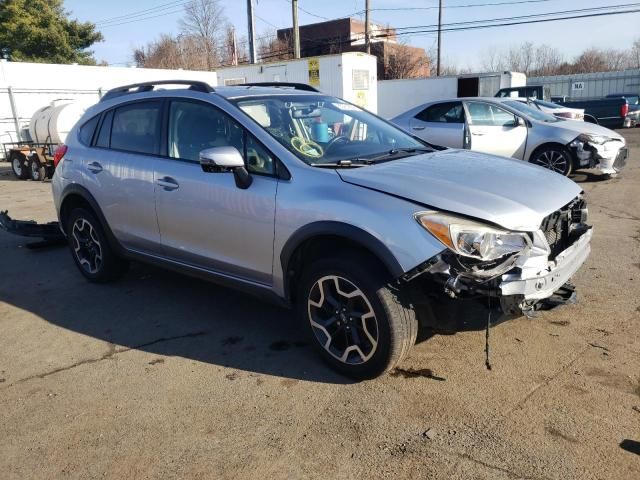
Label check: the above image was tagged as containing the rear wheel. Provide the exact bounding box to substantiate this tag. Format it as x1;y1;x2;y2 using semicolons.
530;145;572;176
10;152;29;180
66;208;128;283
296;251;418;379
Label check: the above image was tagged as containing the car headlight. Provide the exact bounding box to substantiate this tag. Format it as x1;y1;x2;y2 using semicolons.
577;133;609;145
415;211;531;261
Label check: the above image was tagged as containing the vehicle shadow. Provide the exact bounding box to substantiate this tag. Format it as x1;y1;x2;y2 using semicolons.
0;232;355;384
0;231;505;384
571;170;614;183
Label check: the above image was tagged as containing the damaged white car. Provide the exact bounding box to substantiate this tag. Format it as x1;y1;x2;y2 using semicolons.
392;97;628;177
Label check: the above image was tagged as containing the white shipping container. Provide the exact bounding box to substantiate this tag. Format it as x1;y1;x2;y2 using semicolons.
377;72;526;118
216;52;378;113
527;69;640;99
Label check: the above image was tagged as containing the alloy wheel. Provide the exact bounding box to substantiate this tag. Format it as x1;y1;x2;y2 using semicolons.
307;275;379;365
535;150;568;174
71;218;103;274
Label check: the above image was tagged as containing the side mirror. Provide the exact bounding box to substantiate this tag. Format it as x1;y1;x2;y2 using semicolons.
516;116;526;127
199;146;252;189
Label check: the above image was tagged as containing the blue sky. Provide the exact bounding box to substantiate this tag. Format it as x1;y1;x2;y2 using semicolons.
64;0;640;69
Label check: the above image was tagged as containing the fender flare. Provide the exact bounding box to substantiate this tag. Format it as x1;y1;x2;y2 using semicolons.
280;221;405;284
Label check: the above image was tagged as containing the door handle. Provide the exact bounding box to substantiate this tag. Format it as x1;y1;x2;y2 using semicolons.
471;132;485;136
87;161;103;173
412;126;426;130
157;176;179;191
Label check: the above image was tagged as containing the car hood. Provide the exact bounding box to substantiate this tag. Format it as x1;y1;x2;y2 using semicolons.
337;149;582;232
550;118;625;141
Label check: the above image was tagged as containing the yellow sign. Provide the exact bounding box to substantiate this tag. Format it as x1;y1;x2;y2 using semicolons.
308;58;320;86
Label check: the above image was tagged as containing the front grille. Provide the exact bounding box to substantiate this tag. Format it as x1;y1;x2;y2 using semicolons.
541;197;587;259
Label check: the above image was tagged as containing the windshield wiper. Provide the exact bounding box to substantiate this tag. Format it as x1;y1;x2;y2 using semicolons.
352;147;432;164
311;159;373;168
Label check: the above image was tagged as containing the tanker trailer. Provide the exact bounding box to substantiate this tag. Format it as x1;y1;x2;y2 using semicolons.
6;100;86;181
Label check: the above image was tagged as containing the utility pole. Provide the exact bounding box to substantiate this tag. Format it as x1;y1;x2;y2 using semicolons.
364;0;370;54
292;0;300;59
436;0;443;76
247;0;257;64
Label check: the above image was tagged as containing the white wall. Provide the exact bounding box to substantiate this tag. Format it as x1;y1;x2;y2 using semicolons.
0;60;217;147
216;53;378;113
377;72;527;119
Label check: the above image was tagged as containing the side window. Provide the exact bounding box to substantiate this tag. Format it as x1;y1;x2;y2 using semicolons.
466;102;516;127
415;102;464;123
168;100;244;162
110;102;161;155
78;115;100;145
246;134;275;175
95;110;113;148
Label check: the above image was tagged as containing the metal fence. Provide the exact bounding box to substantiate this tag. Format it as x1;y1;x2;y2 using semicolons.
527;69;640;99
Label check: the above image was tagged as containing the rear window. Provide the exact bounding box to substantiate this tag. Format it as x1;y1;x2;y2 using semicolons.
78;115;100;145
110;102;161;155
416;102;464;123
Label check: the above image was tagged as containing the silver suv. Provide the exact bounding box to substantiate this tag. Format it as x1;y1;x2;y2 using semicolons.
52;80;592;379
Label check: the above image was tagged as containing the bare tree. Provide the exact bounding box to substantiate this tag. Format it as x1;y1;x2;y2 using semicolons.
383;42;429;79
532;44;564;76
480;46;504;71
133;34;209;70
179;0;227;70
631;38;640;69
258;31;292;62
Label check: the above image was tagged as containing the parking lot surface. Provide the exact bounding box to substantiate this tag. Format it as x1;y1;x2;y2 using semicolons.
1;130;639;480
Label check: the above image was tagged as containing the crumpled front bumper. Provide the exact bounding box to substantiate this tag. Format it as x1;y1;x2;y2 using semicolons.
500;227;592;301
571;139;628;175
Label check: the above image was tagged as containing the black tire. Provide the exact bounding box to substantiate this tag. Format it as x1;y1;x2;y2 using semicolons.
28;156;46;181
9;152;29;180
296;250;418;379
66;208;128;283
529;145;573;176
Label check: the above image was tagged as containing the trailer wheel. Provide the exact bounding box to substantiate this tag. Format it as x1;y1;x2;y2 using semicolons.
10;152;29;180
28;156;46;181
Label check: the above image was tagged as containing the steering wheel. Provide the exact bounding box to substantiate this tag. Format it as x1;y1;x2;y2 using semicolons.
291;136;324;159
324;135;349;153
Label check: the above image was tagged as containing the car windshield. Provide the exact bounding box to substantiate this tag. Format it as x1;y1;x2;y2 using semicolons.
504;100;559;122
230;94;430;166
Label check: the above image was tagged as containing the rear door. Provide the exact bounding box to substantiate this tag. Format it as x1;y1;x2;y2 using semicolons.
463;100;527;159
82;100;162;252
153;98;278;285
408;101;465;148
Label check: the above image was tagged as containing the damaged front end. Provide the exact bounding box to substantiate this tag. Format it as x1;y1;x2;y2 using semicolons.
406;196;591;317
569;134;628;175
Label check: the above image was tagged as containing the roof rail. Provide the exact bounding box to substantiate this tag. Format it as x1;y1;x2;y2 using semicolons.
238;82;320;92
101;80;214;102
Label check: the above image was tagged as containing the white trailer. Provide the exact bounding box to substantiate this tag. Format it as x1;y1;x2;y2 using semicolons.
215;52;378;113
377;71;526;118
527;69;640;100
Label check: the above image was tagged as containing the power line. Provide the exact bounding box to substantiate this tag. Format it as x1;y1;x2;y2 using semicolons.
96;1;189;26
98;8;187;28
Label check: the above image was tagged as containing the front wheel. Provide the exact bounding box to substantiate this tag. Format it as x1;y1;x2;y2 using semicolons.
29;156;46;181
530;146;573;176
296;251;418;379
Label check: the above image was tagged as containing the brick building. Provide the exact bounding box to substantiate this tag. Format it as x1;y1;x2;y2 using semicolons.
276;18;430;80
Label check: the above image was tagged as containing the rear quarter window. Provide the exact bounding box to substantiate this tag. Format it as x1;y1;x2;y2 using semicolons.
78;115;100;145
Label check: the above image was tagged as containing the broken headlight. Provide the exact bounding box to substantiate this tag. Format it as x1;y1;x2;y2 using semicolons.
415;211;531;261
575;133;610;145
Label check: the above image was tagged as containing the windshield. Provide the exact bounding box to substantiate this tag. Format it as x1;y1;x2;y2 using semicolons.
231;95;429;165
504;100;559;122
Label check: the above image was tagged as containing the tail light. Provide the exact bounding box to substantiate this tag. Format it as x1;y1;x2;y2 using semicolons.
621;103;629;118
53;145;68;168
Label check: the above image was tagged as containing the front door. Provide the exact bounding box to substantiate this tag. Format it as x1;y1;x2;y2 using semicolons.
408;101;465;148
463;101;528;159
154;99;278;285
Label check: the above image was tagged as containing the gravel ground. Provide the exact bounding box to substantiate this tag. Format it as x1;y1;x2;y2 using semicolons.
1;129;639;479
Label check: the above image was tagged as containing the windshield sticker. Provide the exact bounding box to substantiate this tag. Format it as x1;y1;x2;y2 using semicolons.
333;103;359;111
